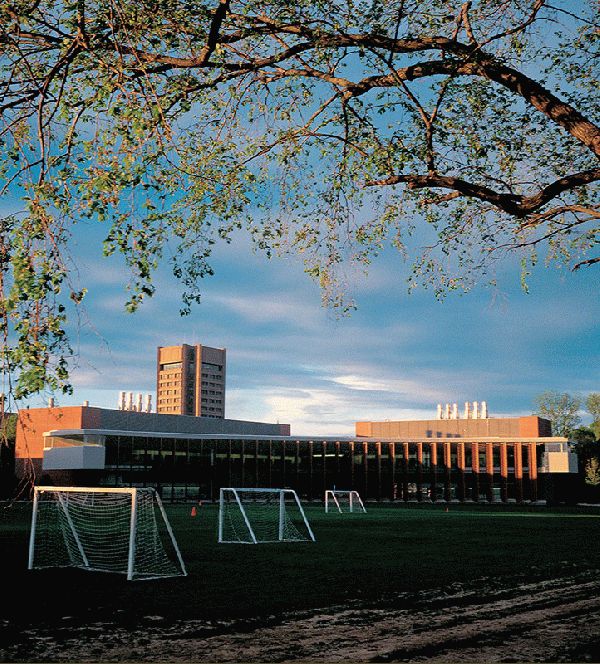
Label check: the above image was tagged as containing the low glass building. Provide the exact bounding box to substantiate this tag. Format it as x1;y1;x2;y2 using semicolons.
41;429;574;504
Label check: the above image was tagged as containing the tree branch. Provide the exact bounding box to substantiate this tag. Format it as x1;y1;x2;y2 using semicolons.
573;256;600;270
365;169;600;218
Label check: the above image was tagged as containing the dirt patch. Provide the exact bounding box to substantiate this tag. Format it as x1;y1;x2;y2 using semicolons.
3;571;600;662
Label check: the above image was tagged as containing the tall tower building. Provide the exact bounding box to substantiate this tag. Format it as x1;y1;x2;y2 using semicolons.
156;344;226;418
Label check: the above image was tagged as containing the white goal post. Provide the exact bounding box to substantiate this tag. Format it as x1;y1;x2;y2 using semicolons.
218;488;315;544
28;486;187;581
325;490;367;513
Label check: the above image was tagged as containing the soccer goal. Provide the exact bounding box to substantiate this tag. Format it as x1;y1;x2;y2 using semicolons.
218;488;315;544
28;486;187;581
325;490;366;513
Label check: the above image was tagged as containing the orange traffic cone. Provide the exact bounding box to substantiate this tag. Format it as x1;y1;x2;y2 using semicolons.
191;506;197;517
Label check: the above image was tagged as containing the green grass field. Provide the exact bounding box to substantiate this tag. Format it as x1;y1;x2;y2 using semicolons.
2;501;600;628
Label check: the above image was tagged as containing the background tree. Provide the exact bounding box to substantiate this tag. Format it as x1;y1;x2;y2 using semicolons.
584;457;600;488
571;427;597;446
533;391;582;438
585;393;600;439
570;426;599;472
0;0;598;399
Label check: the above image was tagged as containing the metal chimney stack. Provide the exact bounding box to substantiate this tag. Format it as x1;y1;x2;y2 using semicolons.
144;394;152;413
481;401;488;418
136;393;143;412
436;403;442;420
472;401;479;419
452;403;458;420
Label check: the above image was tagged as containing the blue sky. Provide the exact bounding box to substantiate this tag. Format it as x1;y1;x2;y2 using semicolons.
18;215;599;436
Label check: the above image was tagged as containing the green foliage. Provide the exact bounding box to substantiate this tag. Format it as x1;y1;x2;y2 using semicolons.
586;393;600;438
0;413;17;446
585;393;600;418
585;457;600;487
533;391;582;438
572;426;598;446
571;427;599;476
0;0;598;398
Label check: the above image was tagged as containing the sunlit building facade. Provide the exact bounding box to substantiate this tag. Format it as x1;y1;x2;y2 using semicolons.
16;405;576;505
156;344;226;418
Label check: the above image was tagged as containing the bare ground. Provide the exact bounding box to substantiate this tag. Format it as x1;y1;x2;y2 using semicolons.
2;570;600;663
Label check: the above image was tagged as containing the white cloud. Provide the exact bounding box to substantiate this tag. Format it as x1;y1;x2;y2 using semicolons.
330;374;447;402
232;386;358;436
208;292;323;328
227;384;441;436
68;258;129;288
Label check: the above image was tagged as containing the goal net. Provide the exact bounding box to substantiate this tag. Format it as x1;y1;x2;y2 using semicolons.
28;486;187;581
218;488;315;544
325;490;366;513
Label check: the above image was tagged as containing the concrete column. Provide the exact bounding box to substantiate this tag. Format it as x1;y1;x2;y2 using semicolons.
514;442;523;503
416;442;423;502
500;444;508;502
529;443;538;502
180;355;188;415
457;442;466;502
376;442;382;501
389;443;397;501
402;442;409;501
363;442;369;499
444;442;452;502
194;345;202;416
471;442;480;502
430;442;438;501
486;442;494;502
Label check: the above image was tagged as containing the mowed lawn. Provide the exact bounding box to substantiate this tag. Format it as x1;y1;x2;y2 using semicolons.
2;501;600;627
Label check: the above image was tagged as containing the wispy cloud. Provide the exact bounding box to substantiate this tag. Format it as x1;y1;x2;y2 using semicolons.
208;292;322;329
228;384;440;436
330;374;446;401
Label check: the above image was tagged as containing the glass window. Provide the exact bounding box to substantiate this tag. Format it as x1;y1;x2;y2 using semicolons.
117;436;133;468
104;436;119;466
160;362;182;371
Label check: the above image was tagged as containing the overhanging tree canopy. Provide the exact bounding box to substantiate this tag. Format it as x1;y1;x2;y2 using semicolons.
0;0;598;398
